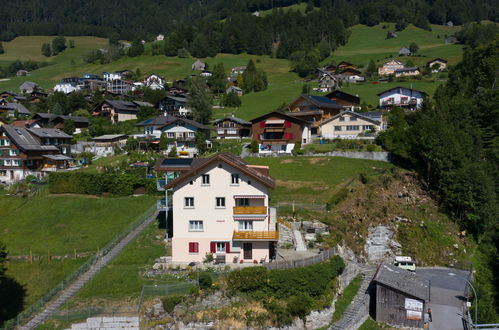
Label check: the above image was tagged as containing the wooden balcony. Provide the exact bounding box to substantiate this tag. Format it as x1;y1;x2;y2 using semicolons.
233;206;267;215
233;231;279;241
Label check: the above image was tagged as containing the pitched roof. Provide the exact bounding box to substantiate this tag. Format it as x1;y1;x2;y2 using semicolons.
11;119;39;127
100;100;139;112
376;86;428;96
28;128;72;139
320;110;382;126
394;67;420;73
53;115;90;124
92;134;128;141
164;153;276;189
20;81;38;89
33;112;56;120
427;58;448;65
300;95;343;110
382;59;403;66
213;116;251;126
325;90;361;104
250;111;311;125
374;264;430;301
136;115;210;130
2;125;59;152
399;47;411;54
0;102;31;115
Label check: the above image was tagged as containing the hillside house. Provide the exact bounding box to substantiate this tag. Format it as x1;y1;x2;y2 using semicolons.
378;59;405;76
191;60;206;71
226;86;243;96
11;120;41;129
399;47;412;56
320;110;385;139
338;68;365;82
337;61;357;70
445;36;457;44
16;70;30;76
135;115;211;156
251;111;311;154
156;34;165;41
427;58;447;72
0;100;31;117
325;90;361;111
19;81;40;94
157;95;191;117
108;79;135;95
377;87;427;110
103;71;123;81
231;66;246;75
0;125;72;184
394;67;420;77
54;80;84;94
286;95;343;135
0;91;25;102
316;69;339;92
51;115;90;134
88;134;128;157
155;153;277;264
372;264;430;328
92;100;142;123
214;116;251;139
143;74;166;90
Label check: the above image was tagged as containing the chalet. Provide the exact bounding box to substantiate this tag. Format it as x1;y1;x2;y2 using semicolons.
0;125;72;184
445;36;457;44
0;91;25;102
155;153;277;264
83;79;108;92
143;74;166;90
136;115;211;157
88;134;129;157
394;67;420;77
337;61;357;70
378;59;405;76
251;111;311;154
16;70;30;77
377;87;427;110
213;116;251;139
322;64;337;72
19;81;40;94
372;264;430;328
399;47;412;56
320;110;385;139
108;79;135;95
32;113;56;126
226;86;243;96
191;60;206;71
11;120;41;129
168;87;189;97
231;66;246;75
103;71;122;81
157;95;190;117
316;69;339;92
92;100;142;124
28;91;48;104
0;100;31;117
286;95;343;135
325;90;361;111
338;68;365;82
51;115;90;134
427;58;447;72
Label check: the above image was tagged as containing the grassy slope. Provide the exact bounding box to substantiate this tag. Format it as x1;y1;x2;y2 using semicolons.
258;2;311;17
0;190;157;255
332;274;363;322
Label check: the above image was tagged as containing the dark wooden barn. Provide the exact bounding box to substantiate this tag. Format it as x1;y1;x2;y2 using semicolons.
372;264;430;328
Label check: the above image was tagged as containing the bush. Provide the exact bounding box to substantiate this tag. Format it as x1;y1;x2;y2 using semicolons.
250;140;259;153
161;295;183;314
329;187;348;206
366;144;376;152
292;141;303;156
198;272;213;289
287;293;313;319
227;267;269;293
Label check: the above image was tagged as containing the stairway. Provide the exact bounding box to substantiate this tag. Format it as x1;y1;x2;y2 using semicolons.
292;228;307;252
68;316;139;330
329;265;376;330
20;211;159;330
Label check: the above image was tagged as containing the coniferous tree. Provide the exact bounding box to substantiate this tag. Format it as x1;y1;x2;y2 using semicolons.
127;39;144;57
51;36;67;55
41;43;52;57
209;63;226;94
366;60;377;78
62;119;75;135
187;77;212;124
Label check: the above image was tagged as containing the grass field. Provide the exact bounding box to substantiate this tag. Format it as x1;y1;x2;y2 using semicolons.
0;190;157;255
357;317;390;330
65;221;176;307
245;156;393;204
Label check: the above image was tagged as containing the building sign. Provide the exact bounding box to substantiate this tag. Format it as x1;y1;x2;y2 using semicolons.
407;310;422;320
405;298;423;311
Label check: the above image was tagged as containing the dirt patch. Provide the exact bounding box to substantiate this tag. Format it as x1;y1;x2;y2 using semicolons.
276;179;323;190
308;158;323;165
280;159;294;164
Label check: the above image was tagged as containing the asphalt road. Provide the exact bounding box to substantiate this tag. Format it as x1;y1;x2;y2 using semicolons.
416;268;470;330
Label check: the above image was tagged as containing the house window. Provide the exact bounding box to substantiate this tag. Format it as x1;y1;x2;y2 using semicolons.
216;242;226;253
350;117;357;121
346;125;360;131
339;117;345;122
334;126;342;131
9;149;18;156
188;132;195;137
239;221;253;231
167;132;174;138
189;220;204;231
231;174;239;185
12;160;20;166
4;159;11;166
227;129;237;134
363;125;373;130
184;197;194;208
216;197;226;208
217;129;225;134
202;174;210;185
237;198;250;206
188;242;199;253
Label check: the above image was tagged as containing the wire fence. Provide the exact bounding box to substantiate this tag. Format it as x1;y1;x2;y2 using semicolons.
1;204;158;330
264;248;336;270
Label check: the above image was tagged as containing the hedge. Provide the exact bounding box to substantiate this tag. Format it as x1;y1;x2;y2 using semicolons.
48;172;155;196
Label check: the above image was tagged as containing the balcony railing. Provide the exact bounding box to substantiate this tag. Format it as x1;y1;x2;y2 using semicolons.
233;206;267;215
233;230;279;241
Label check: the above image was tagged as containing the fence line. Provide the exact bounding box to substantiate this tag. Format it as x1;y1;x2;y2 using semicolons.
1;204;158;330
264;248;336;270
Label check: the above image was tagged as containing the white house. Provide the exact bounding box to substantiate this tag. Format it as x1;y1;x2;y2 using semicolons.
156;34;165;41
54;82;83;94
377;87;427;110
102;72;122;82
320;110;385;140
143;74;166;90
155;153;278;264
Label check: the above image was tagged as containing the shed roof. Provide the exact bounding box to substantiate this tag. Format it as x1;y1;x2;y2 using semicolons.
374;264;430;301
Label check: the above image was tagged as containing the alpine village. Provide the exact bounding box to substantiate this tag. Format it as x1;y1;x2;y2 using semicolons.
0;1;497;330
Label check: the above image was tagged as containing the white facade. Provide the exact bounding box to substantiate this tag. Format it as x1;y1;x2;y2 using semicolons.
320;112;384;140
103;72;122;82
378;88;425;109
54;83;82;94
169;162;274;263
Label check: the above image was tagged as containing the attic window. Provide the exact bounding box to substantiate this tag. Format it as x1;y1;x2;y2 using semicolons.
15;129;22;135
248;180;251;185
218;164;222;168
190;181;193;185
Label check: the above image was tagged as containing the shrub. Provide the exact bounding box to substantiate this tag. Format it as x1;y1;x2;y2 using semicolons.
366;144;376;152
203;253;214;263
198;272;213;289
161;295;183;313
329;187;348;206
287;293;313;319
227;266;269;293
250;140;259;153
264;299;294;326
292;141;302;156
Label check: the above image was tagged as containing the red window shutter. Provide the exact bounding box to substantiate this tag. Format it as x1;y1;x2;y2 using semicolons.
289;133;294;140
259;121;266;128
194;243;199;253
285;121;292;128
284;133;290;140
188;242;194;253
210;242;216;253
225;242;230;253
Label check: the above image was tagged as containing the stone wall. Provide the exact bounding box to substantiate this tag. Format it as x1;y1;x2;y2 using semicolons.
250;151;391;162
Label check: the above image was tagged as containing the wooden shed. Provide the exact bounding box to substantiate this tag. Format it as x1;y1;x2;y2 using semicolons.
372;264;430;328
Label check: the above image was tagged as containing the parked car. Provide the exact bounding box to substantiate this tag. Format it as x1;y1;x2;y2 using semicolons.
394;256;416;271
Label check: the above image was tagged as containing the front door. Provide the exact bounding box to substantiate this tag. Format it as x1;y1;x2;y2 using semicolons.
243;243;253;260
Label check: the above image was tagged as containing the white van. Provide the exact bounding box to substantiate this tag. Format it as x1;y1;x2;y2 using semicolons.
394;256;416;271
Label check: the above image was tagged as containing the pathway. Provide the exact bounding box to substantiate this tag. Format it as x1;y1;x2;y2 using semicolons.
292;227;307;252
20;210;159;330
329;265;376;330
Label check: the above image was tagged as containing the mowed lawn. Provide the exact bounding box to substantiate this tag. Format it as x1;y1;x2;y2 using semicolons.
0;191;157;255
246;157;393;204
66;222;173;306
